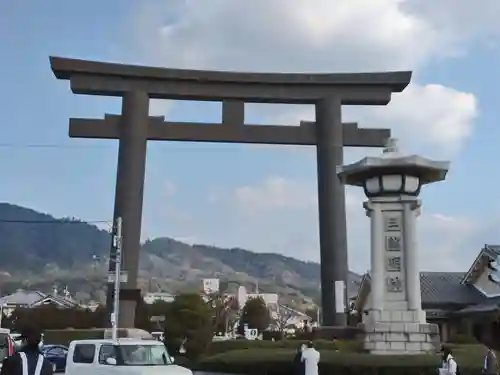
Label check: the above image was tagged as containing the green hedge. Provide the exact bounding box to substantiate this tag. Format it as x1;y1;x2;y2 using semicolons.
44;329;132;346
44;329;488;373
195;349;481;375
44;332;356;354
206;339;356;355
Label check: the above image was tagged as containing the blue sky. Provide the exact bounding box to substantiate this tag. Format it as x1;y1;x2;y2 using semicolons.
1;1;500;272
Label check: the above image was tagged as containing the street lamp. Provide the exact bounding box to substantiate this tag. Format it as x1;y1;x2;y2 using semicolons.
110;217;123;341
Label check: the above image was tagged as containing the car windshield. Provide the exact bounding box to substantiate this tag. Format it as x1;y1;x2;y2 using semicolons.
41;345;66;354
118;344;173;366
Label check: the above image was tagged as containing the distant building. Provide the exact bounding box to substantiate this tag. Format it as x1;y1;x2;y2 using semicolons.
236;285;279;311
202;279;220;294
143;292;175;304
82;300;100;311
0;288;80;317
273;304;312;329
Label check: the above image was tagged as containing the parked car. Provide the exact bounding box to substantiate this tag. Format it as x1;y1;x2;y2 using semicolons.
9;332;22;351
41;344;68;373
0;329;14;371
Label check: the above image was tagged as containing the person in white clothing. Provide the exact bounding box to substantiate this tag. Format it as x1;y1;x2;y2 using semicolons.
301;341;320;375
483;346;499;374
439;346;458;375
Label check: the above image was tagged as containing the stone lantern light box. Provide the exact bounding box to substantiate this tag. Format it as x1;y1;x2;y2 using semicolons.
338;138;450;355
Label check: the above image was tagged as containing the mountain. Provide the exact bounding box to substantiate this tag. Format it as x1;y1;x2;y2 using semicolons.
0;203;110;270
0;203;362;306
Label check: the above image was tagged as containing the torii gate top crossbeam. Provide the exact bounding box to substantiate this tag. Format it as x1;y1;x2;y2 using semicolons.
50;56;412;105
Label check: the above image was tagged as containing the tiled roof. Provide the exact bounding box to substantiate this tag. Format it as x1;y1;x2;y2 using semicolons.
359;272;485;306
0;290;46;306
462;244;500;284
0;290;79;308
279;304;309;318
486;245;500;255
420;272;483;305
32;295;79;308
455;299;500;314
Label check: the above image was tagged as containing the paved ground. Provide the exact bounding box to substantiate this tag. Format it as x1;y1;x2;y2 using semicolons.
61;372;234;375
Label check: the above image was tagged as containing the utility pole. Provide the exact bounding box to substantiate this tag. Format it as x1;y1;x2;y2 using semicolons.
111;217;123;341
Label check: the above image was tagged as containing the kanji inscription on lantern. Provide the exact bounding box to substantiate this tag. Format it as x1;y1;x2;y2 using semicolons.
385;235;401;252
386;276;403;293
387;256;401;272
384;216;401;232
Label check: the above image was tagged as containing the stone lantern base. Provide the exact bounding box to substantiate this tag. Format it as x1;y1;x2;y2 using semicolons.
358;310;441;355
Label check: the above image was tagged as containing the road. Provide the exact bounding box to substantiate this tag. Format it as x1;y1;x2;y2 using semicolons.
60;372;236;375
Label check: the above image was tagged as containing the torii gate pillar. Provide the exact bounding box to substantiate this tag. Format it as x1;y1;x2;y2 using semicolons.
110;92;149;327
316;97;348;325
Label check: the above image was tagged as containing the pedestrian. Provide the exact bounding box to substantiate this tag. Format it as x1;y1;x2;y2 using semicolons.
301;341;320;375
293;343;306;375
439;346;459;375
331;336;339;352
483;346;499;374
0;326;53;375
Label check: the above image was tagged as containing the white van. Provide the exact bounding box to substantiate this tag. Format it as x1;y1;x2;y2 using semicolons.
65;338;192;375
102;328;154;340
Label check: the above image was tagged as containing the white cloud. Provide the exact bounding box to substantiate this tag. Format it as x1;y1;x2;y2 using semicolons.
255;84;478;158
360;84;477;156
128;0;485;156
234;177;316;217
126;0;496;267
149;99;173;117
226;176;494;272
403;0;500;49
163;180;176;198
131;0;486;71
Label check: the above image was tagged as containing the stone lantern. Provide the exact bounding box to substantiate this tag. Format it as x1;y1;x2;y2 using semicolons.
338;138;449;355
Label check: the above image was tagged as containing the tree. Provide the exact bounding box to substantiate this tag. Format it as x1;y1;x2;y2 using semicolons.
208;293;239;335
305;307;319;322
147;300;171;331
239;297;270;334
7;304;105;330
164;293;213;359
273;306;293;334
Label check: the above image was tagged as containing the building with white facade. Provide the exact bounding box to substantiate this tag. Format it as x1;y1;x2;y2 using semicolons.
143;292;175;304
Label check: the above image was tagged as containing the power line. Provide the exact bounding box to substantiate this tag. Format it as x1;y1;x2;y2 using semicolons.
0;143;109;149
0;143;266;152
0;219;111;224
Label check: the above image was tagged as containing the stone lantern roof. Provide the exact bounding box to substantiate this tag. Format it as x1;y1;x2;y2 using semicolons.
338;138;450;187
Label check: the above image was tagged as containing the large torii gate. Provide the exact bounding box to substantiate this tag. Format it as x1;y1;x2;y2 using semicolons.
50;56;411;328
